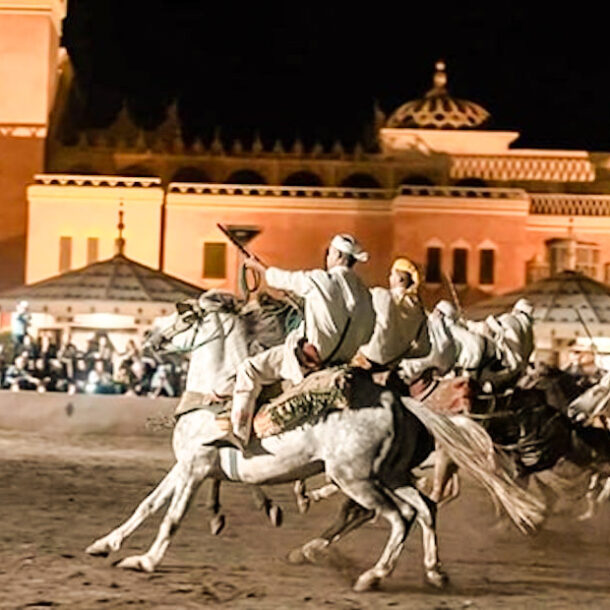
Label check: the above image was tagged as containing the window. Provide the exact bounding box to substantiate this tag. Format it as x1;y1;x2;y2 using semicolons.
203;242;227;279
425;247;442;283
59;236;72;273
479;249;495;285
452;249;468;284
87;237;99;265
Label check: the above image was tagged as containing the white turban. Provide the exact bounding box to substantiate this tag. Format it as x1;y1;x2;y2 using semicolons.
330;234;369;263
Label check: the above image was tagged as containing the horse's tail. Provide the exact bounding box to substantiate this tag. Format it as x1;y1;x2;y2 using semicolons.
401;397;545;534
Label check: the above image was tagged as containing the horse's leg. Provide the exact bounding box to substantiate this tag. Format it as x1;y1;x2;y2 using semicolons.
86;464;179;556
116;462;206;572
390;486;449;589
578;471;601;521
331;478;411;592
288;497;375;564
430;449;453;503
293;479;339;514
251;485;283;527
205;479;225;535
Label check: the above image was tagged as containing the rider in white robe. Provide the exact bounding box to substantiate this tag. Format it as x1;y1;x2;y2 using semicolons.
481;298;535;385
359;257;430;367
229;234;375;444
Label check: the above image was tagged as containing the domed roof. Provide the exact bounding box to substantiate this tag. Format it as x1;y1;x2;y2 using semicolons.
386;61;490;130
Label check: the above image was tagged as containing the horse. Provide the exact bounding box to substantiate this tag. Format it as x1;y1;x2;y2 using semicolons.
85;291;543;592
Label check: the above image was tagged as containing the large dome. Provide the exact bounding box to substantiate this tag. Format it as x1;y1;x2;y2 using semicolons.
386;61;490;130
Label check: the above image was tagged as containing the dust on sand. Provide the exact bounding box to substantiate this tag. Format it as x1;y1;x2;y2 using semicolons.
0;429;609;609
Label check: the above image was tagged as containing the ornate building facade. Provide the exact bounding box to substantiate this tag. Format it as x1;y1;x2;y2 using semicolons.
3;1;610;306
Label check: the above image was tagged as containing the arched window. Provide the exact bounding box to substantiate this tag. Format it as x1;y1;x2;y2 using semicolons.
226;169;267;185
282;171;324;187
171;167;210;183
425;247;442;283
339;173;381;188
479;249;495;285
400;174;434;186
66;165;99;175
119;164;157;177
455;178;487;187
452;248;468;284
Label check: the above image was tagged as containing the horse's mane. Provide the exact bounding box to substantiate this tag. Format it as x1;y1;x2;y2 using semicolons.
241;292;301;354
196;289;301;355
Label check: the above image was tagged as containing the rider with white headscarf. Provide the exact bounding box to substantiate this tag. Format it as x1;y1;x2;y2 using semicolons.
228;234;375;444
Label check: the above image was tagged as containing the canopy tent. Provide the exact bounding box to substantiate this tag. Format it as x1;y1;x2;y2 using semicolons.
0;253;202;351
466;270;610;368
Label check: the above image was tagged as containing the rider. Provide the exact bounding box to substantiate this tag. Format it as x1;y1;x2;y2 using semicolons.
358;257;430;368
227;234;376;445
482;298;535;385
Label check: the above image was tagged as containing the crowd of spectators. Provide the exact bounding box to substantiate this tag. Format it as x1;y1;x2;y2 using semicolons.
0;326;188;398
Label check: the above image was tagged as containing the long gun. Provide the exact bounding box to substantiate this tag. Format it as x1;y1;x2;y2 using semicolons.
217;223;265;266
217;223;303;314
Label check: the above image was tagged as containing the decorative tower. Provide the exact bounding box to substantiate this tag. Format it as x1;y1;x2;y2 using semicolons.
0;0;67;288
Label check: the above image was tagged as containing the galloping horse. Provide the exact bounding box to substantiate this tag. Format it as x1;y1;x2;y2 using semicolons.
86;292;542;592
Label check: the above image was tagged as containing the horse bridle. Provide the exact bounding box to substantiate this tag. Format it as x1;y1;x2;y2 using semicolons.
152;306;236;356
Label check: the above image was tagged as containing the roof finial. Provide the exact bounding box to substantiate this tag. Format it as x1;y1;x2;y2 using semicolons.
115;201;126;256
432;59;447;92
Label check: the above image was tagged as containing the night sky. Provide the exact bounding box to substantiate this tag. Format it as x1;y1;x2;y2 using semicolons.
62;2;610;150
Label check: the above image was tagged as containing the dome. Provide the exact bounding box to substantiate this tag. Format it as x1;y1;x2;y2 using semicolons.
386;61;490;130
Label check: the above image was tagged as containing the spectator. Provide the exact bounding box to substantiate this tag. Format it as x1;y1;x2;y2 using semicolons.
38;332;57;363
85;359;116;394
4;355;41;391
149;363;177;398
69;357;89;394
10;301;30;351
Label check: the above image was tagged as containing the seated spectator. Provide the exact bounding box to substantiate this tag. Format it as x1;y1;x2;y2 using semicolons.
149;363;177;398
69;357;90;394
4;355;42;391
57;332;77;381
38;332;57;363
85;359;117;394
117;338;139;368
32;357;52;392
21;334;38;359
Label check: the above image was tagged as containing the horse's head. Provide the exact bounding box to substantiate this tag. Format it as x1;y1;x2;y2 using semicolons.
567;371;610;424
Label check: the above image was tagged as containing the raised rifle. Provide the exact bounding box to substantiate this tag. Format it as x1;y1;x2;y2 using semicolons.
217;223;265;266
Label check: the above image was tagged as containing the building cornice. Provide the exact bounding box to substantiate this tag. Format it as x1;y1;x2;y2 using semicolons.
0;0;66;33
0;124;47;138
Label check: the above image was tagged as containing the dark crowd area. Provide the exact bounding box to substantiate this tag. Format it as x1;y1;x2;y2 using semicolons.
0;331;187;398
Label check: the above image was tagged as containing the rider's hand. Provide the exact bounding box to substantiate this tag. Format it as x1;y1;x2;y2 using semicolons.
244;256;266;275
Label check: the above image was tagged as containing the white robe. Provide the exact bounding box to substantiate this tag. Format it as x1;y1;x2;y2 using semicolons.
265;265;375;383
360;287;429;366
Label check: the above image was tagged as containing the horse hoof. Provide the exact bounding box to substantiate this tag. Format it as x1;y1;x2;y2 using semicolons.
302;538;329;563
210;514;225;536
287;548;307;565
268;505;283;527
353;572;380;593
425;568;450;589
85;541;110;557
296;495;310;514
116;555;155;572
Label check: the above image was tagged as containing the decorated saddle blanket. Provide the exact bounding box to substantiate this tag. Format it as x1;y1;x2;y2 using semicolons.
253;366;350;438
409;376;475;415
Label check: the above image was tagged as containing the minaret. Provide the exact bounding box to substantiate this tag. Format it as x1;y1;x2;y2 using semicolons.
0;0;67;288
115;204;126;256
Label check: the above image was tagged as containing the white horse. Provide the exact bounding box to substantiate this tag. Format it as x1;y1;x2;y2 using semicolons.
86;293;543;592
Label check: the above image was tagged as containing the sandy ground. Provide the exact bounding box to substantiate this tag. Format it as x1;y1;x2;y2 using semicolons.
0;429;609;610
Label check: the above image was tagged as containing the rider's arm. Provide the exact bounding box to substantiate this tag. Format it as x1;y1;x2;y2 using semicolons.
265;267;318;297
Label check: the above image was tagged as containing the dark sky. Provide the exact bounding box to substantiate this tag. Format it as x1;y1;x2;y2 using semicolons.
62;2;610;150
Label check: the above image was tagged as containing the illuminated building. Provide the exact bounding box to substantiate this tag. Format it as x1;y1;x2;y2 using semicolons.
2;0;610;312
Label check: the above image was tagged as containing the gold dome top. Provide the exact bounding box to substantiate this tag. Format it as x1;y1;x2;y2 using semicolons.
386;61;490;130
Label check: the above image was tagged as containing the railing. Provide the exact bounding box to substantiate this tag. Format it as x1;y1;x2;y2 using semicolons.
34;174;162;188
398;185;527;199
529;193;610;216
168;182;394;199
